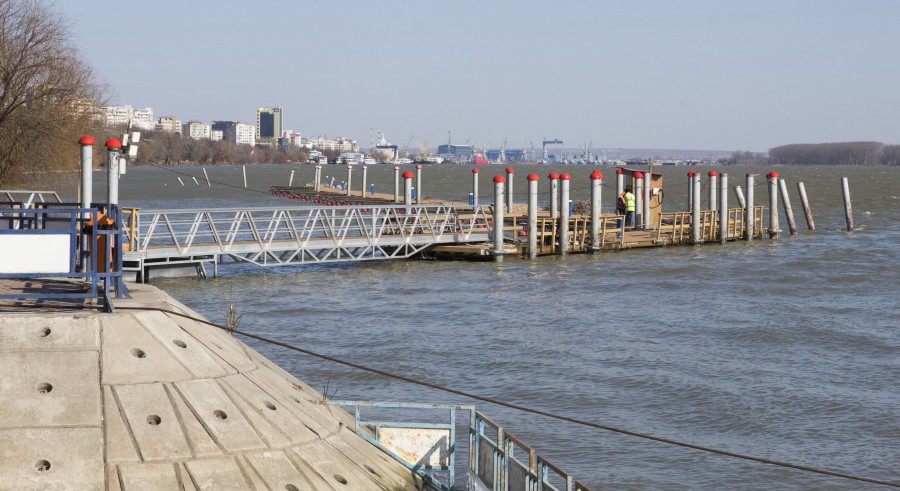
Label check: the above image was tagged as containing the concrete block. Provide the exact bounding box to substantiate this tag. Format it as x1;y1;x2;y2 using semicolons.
113;383;192;462
117;462;179;490
244;367;339;438
182;457;250;490
220;374;319;445
289;439;381;490
326;427;422;491
243;450;318;491
134;311;231;378
0;351;100;427
0;427;102;490
173;378;266;453
168;316;256;373
218;380;292;449
103;387;140;463
166;384;223;458
0;314;99;352
100;315;193;385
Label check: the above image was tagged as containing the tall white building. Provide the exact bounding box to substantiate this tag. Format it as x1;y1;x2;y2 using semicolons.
131;108;155;130
235;124;256;146
183;121;211;140
102;105;133;126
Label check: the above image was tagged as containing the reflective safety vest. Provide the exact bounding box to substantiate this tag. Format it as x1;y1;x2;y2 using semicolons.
624;192;636;212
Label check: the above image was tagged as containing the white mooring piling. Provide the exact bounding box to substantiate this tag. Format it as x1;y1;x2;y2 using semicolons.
615;167;624;210
590;170;603;253
177;177;184;186
691;171;701;243
767;171;779;238
242;165;247;188
709;170;718;211
527;173;538;259
735;185;746;209
416;164;423;204
779;178;798;235
192;176;199;186
549;172;559;219
289;169;295;187
745;174;755;240
558;173;570;256
634;171;644;229
361;165;368;198
314;166;321;192
79;136;94;218
687;171;695;213
105;138;121;206
493;175;505;261
841;177;853;231
506;167;514;213
403;170;413;206
797;182;815;231
394;166;400;203
643;170;651;229
472;168;480;207
203;167;211;187
346;165;353;196
719;173;729;245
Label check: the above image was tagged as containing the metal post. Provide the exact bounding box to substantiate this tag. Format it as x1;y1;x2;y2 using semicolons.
797;182;815;231
779;178;798;235
315;166;321;192
590;170;602;252
493;175;505;261
634;171;644;229
79;136;95;217
472;168;480;208
394;166;401;203
687;171;694;213
203;167;211;187
289;169;295;187
549;172;559;219
242;165;247;188
719;173;728;244
745;174;755;240
403;170;413;206
416;164;423;204
767;171;779;238
643;170;652;229
346;165;353;196
841;177;853;231
558;173;570;255
105;138;122;206
691;172;701;243
708;170;718;211
527;174;538;259
615;167;624;208
735;185;746;209
506;166;514;213
361;165;368;198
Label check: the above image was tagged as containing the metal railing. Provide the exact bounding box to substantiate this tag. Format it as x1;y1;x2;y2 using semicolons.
0;201;128;309
124;204;492;275
328;400;593;491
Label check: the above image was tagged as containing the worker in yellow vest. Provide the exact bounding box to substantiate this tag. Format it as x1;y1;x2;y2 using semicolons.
623;186;636;228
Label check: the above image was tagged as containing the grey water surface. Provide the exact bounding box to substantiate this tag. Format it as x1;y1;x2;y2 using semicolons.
99;163;898;490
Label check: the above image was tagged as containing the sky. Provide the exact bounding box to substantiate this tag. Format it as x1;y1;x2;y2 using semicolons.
56;0;900;152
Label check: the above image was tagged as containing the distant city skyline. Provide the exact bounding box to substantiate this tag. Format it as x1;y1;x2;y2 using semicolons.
58;1;900;152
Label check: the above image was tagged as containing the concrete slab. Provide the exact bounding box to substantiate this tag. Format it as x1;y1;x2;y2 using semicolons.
169;316;257;373
243;450;317;491
113;383;192;462
244;367;340;437
0;314;99;352
134;311;231;378
117;462;180;490
100;315;193;385
173;378;266;453
221;374;319;445
326;427;422;491
218;380;293;449
0;351;100;427
103;387;140;463
0;427;103;490
290;439;384;491
182;457;250;490
166;384;223;458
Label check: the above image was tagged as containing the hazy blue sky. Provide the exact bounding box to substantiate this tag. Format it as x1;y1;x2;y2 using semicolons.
58;1;898;152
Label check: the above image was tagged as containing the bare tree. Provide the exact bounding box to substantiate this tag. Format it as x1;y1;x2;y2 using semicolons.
0;0;105;187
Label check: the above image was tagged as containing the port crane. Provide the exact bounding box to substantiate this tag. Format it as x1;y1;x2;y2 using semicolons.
542;139;564;160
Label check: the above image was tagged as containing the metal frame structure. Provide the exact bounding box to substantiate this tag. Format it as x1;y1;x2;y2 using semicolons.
124;204;492;279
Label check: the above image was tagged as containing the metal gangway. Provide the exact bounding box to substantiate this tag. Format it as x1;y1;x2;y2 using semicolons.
123;204;492;280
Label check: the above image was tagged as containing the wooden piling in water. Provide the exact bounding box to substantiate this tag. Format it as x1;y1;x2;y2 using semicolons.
841;177;853;231
797;182;815;231
779;179;798;235
767;171;779;238
745;174;754;240
203;167;211;187
719;173;728;244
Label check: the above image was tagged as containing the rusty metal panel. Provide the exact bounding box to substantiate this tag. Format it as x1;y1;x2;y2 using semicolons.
477;436;496;488
377;427;449;467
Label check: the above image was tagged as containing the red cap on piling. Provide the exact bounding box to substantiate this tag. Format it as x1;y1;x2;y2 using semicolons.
394;166;400;170
472;168;480;174
493;175;506;183
560;173;571;180
506;166;514;174
634;171;644;178
416;164;423;169
79;135;96;145
590;170;603;179
362;165;368;169
708;170;718;177
527;173;539;181
767;171;779;178
688;171;695;177
105;138;122;149
402;170;414;178
616;167;623;174
548;172;559;179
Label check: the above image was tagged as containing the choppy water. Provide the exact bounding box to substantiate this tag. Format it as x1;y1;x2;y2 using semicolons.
96;163;897;490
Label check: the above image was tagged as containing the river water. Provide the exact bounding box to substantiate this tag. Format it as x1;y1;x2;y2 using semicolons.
95;163;897;490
